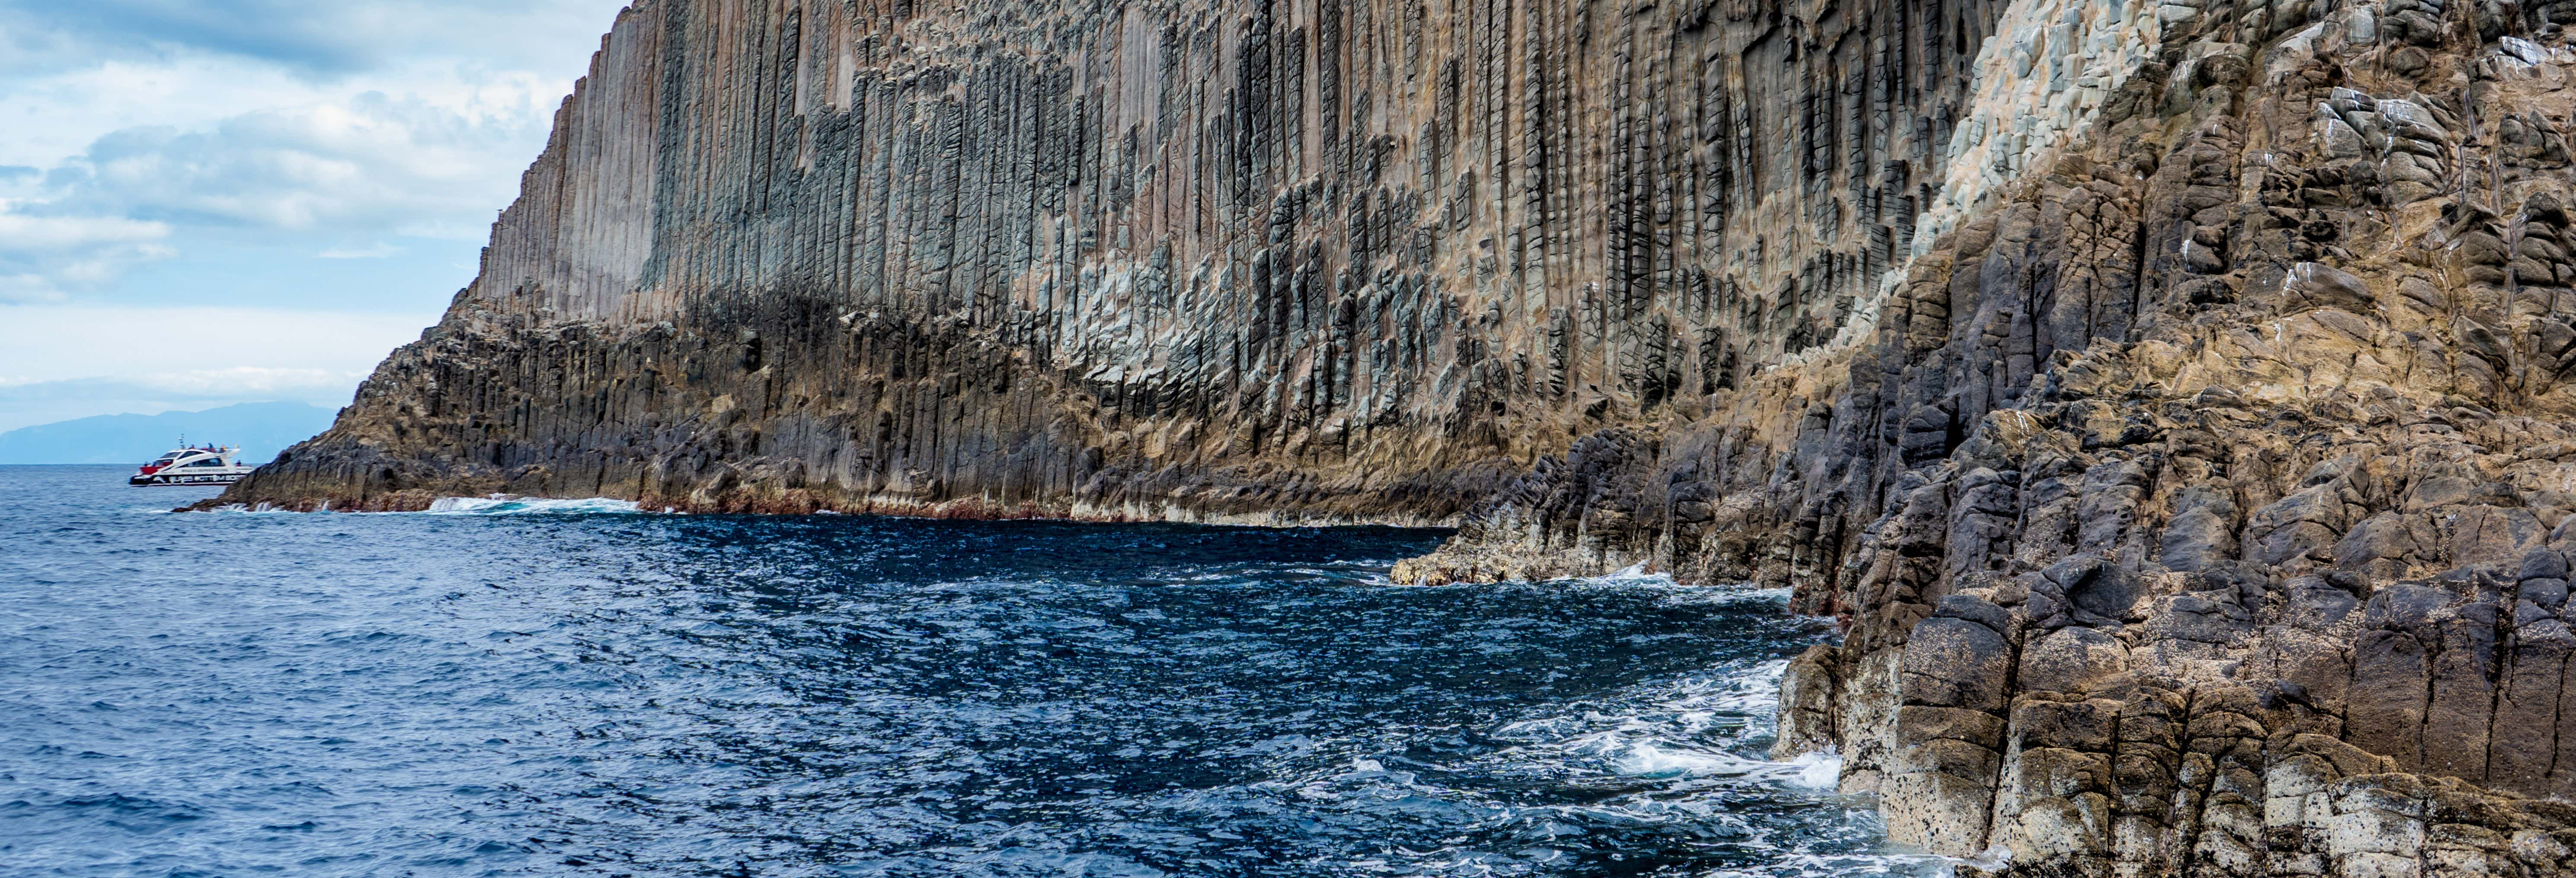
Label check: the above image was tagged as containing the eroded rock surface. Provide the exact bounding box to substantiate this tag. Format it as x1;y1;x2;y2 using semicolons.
220;0;2005;519
219;0;2576;873
1405;0;2576;875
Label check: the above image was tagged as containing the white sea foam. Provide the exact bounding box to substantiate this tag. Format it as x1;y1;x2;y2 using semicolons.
419;495;644;515
1452;649;1952;876
1716;585;1795;604
1533;658;1859;789
185;495;645;515
1609;739;1780;778
1785;748;1845;790
1597;561;1674;584
1548;567;1795;608
190;503;295;515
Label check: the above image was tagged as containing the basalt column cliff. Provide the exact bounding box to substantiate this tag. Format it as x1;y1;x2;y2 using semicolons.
222;0;2576;874
1400;0;2576;875
220;0;2028;519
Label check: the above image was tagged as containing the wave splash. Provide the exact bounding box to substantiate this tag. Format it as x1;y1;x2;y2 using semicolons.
1217;569;1946;877
14;469;1927;877
421;495;643;515
1521;663;1936;877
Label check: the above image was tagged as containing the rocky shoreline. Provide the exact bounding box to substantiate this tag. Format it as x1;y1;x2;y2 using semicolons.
214;0;2576;873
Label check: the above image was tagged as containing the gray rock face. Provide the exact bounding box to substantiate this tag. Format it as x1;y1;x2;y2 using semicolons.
212;0;2576;874
1397;0;2576;874
218;0;2001;521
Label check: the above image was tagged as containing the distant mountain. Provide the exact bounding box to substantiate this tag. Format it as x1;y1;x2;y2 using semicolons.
0;402;338;465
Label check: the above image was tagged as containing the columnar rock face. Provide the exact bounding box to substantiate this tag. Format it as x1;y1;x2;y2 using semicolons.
223;0;2018;517
1401;0;2576;875
222;0;2576;874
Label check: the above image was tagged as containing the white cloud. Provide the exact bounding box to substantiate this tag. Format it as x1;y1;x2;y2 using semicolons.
0;304;429;382
0;273;62;302
46;92;543;237
139;366;368;395
0;206;167;249
0;1;636;80
0;202;177;302
0;16;615;173
0;0;627;301
0;304;433;430
0;0;628;425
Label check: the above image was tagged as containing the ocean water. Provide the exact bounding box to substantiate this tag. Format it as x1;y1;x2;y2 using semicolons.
0;465;1928;878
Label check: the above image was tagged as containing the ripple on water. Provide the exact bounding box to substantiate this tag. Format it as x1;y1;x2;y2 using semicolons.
0;465;1934;877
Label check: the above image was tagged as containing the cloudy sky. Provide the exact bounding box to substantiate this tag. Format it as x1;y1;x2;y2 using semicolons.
0;0;631;432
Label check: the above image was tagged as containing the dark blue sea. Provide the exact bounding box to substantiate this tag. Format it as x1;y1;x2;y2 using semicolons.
0;464;1922;877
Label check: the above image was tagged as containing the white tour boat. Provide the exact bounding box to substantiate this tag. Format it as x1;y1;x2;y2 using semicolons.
129;444;254;487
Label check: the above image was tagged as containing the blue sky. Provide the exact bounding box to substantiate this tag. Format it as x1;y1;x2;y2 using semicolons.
0;0;630;432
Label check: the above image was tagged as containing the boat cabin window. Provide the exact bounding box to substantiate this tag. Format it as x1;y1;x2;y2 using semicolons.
184;458;225;467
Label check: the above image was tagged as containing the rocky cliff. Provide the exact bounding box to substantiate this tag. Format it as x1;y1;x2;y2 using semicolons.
218;0;2576;874
1397;0;2576;874
217;0;2025;519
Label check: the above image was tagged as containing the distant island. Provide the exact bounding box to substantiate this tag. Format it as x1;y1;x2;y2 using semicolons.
0;401;335;465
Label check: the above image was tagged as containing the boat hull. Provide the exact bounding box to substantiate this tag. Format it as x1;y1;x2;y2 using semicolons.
130;445;252;487
130;473;248;487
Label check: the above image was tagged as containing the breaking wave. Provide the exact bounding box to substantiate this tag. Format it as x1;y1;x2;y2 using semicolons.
7;466;1933;877
418;495;642;515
